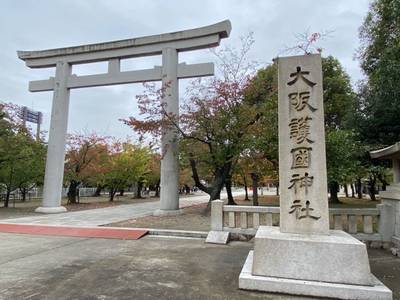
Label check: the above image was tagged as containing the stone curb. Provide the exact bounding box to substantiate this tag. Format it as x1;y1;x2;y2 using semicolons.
139;228;208;239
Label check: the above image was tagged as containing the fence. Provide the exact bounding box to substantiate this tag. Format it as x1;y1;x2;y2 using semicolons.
0;187;101;202
210;200;395;244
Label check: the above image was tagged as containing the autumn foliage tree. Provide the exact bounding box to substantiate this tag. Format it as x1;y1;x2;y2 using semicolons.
142;152;161;197
124;35;263;203
64;133;108;204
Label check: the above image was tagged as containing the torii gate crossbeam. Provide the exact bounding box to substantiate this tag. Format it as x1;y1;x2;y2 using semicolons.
17;20;231;214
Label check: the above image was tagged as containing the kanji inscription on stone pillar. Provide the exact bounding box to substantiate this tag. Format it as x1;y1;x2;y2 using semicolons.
277;54;329;235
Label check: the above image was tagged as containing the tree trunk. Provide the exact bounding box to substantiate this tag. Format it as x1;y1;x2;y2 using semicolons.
243;176;249;200
119;189;124;196
350;184;355;198
67;180;79;204
276;183;279;196
208;168;228;202
329;181;341;204
94;185;102;197
378;174;387;191
20;187;27;202
109;189;116;202
225;177;236;205
4;190;10;208
189;156;231;208
244;184;249;201
369;175;377;201
344;184;349;198
155;180;160;197
209;186;221;201
135;181;143;198
251;173;259;206
356;178;362;199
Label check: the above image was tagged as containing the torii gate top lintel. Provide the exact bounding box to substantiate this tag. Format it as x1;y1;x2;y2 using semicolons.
17;20;231;68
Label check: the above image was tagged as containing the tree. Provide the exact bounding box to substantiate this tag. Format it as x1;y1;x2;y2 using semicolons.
14;139;46;201
0;132;45;207
243;63;279;201
124;34;261;204
357;0;400;146
233;153;274;206
244;56;357;202
179;164;194;194
325;130;361;203
102;143;150;201
322;56;356;130
321;56;359;202
64;133;107;204
144;153;161;197
232;159;252;201
0;103;46;207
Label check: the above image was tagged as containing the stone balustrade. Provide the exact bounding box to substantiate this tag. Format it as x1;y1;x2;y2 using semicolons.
210;200;395;246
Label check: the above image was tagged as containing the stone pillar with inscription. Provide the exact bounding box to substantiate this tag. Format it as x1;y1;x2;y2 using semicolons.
239;54;392;300
279;55;329;235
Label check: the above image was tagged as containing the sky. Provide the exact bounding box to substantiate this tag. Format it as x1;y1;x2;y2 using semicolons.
0;0;371;141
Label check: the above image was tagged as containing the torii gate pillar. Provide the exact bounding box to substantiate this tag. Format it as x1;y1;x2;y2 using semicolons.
17;20;231;214
157;47;180;214
37;61;71;213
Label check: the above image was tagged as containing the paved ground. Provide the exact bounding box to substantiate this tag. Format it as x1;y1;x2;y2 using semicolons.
0;194;212;226
0;233;398;300
0;191;251;226
0;194;158;220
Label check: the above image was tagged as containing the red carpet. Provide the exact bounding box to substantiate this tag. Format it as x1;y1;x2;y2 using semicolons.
0;223;148;240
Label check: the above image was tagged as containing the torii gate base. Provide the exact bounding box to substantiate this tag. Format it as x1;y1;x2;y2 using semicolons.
18;21;231;214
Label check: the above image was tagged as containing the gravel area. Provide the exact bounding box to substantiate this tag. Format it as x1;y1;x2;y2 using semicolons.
109;203;211;231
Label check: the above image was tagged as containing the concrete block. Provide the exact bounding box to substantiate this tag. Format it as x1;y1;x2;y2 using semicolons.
35;206;67;214
211;200;224;231
153;209;182;217
239;251;393;300
252;226;373;286
205;231;230;244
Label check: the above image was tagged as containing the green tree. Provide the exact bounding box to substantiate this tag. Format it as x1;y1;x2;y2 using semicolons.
357;0;400;146
0;131;45;207
322;56;358;202
322;56;356;130
0;103;46;207
14;139;46;201
325;130;361;203
102;143;150;201
143;153;161;197
243;62;279;200
245;57;357;202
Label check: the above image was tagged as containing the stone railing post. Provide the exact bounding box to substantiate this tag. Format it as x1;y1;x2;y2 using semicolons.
378;201;395;242
211;200;224;231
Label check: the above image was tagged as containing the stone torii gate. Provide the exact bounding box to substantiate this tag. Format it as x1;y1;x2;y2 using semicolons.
17;20;231;214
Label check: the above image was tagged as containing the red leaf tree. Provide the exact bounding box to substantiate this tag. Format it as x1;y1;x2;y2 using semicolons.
124;34;264;204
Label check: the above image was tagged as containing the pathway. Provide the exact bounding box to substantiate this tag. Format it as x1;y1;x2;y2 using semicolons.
0;191;245;226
